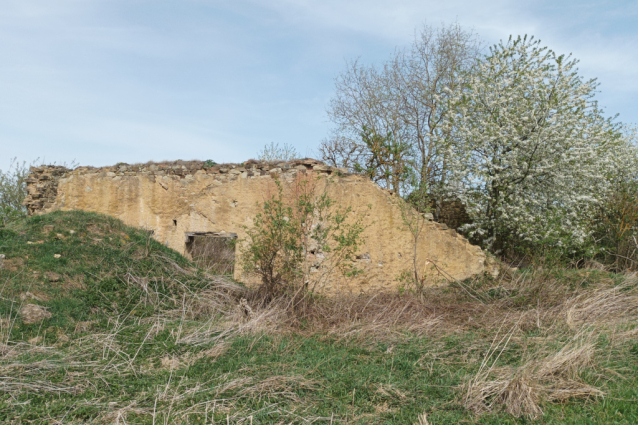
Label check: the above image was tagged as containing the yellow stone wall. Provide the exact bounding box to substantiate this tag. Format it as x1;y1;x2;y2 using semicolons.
24;160;486;293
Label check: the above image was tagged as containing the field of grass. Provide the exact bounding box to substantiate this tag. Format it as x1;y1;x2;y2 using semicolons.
1;211;637;424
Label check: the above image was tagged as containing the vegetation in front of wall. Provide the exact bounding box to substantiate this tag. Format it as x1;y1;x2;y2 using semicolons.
240;175;367;300
1;210;638;424
397;186;438;293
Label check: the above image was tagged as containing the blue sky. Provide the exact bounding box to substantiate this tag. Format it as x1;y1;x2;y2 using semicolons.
1;0;636;167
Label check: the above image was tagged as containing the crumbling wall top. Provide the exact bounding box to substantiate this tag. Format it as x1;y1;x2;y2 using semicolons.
22;158;355;215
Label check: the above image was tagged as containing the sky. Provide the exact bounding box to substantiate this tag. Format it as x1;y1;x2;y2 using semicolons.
1;0;636;168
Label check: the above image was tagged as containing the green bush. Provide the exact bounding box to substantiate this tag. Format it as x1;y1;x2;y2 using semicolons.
241;176;366;299
0;158;31;226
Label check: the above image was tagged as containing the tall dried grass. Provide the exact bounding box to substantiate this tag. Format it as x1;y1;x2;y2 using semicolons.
413;412;431;425
463;330;602;419
460;271;638;418
307;293;442;341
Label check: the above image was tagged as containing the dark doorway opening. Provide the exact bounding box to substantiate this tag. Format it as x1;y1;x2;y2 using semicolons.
185;232;237;276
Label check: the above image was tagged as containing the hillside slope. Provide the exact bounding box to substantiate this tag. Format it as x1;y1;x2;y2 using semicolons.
1;212;638;424
0;211;216;330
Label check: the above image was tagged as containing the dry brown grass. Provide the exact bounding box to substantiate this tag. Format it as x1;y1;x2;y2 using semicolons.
307;292;442;341
463;330;603;419
180;265;637;349
0;339;93;397
176;297;289;346
177;289;444;347
457;271;638;419
234;375;317;402
564;279;638;331
413;412;431;425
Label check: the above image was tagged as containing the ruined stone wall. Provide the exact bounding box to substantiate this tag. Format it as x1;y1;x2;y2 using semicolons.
23;159;487;293
24;166;69;214
433;199;472;231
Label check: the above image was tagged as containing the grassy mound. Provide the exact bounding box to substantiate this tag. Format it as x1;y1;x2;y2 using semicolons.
0;211;214;335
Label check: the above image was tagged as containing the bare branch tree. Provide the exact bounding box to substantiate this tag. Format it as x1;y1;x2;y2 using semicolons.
321;22;481;201
257;142;299;162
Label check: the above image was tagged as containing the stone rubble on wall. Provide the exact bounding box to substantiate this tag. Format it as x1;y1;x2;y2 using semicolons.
433;199;472;230
23;158;462;237
22;158;457;236
23;166;69;215
23;159;355;215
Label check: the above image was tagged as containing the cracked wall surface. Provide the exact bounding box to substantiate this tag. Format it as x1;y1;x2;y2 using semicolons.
23;159;487;293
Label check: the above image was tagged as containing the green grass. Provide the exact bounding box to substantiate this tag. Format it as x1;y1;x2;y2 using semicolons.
2;330;637;424
1;211;637;424
0;210;205;331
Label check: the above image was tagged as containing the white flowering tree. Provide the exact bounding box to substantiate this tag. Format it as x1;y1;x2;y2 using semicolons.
443;36;627;253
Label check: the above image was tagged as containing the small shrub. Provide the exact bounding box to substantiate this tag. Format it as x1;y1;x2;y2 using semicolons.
241;176;366;301
0;158;31;226
398;188;432;292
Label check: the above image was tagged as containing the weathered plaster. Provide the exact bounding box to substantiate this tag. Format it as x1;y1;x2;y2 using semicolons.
24;159;486;293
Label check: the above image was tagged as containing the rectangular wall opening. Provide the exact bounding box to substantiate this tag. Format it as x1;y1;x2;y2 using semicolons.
185;232;237;276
